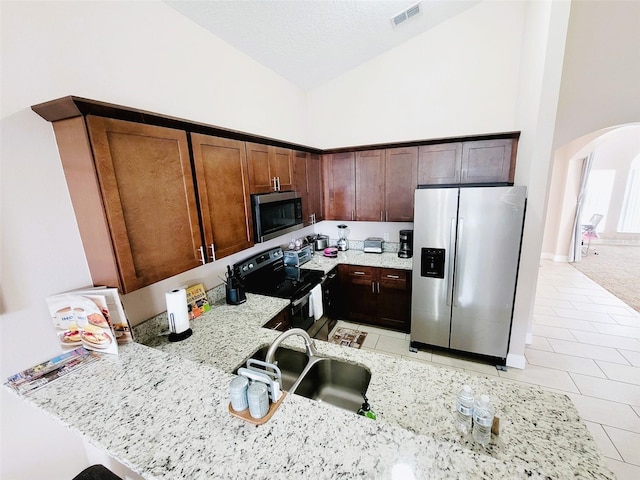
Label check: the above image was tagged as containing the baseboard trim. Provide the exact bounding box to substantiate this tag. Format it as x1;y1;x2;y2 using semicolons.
526;332;533;345
506;353;526;369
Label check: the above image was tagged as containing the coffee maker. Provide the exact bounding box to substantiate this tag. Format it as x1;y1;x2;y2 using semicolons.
398;229;413;258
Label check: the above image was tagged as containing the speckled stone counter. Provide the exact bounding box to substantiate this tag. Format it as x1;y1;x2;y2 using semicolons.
303;250;413;274
7;251;614;479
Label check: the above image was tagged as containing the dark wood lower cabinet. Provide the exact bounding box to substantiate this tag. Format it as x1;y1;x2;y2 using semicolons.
339;264;411;333
262;307;291;332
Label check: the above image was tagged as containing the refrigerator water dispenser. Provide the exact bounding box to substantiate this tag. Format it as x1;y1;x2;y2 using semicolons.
420;248;445;278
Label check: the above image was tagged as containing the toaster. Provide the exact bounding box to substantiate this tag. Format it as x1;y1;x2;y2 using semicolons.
363;237;384;254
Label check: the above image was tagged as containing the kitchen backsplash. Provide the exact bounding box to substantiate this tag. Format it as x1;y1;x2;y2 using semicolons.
133;284;227;345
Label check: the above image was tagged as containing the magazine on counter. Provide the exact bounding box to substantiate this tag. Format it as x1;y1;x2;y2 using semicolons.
45;287;133;355
186;283;211;320
4;347;100;395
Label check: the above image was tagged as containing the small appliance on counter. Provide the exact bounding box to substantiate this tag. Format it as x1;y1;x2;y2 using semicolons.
283;244;313;267
398;229;413;258
225;265;246;305
313;234;329;251
364;237;384;254
336;224;349;251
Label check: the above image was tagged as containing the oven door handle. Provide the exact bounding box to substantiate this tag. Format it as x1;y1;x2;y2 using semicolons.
291;291;312;307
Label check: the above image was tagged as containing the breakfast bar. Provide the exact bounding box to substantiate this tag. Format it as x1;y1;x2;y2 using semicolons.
8;266;614;479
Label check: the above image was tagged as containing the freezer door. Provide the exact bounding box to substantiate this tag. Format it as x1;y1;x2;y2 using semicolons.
410;188;459;347
450;186;526;358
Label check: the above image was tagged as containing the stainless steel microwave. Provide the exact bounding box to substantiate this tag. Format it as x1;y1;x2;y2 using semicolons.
251;191;303;242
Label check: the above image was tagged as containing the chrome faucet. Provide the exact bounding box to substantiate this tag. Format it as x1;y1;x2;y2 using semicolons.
265;328;318;365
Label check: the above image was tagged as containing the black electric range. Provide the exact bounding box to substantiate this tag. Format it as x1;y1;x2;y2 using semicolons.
233;247;325;330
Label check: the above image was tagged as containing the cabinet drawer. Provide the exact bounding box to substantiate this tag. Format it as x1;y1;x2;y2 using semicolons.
379;268;409;288
345;265;374;279
262;308;291;331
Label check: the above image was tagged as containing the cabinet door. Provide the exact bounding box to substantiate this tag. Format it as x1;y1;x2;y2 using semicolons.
293;150;312;225
272;147;293;191
355;149;385;221
343;265;376;323
385;147;418;221
87;116;202;292
323;152;355;220
262;307;292;332
461;139;514;184
307;153;323;223
191;133;253;260
418;143;462;186
377;268;412;333
246;142;274;193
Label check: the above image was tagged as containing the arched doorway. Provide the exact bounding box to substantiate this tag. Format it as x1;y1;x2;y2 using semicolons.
542;123;640;261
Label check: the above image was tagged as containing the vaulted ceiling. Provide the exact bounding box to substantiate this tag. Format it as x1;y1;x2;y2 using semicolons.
165;0;480;90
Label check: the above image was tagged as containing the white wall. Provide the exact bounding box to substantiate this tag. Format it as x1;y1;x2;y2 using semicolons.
307;1;526;148
0;2;307;479
553;0;640;151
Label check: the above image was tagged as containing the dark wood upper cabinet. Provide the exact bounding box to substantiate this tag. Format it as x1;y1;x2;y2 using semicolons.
191;134;253;260
307;153;323;224
294;151;323;226
385;147;418;222
418;139;514;186
418;143;462;186
86;116;203;292
246;142;293;193
325;147;417;222
461;139;515;184
323;152;356;220
355;150;385;221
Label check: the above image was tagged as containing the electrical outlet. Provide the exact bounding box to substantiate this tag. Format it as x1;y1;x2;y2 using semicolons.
383;233;389;242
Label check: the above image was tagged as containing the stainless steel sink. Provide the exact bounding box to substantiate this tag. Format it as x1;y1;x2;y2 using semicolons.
293;358;371;412
237;345;371;413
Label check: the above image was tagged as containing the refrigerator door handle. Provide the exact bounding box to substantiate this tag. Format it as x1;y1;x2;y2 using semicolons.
453;218;464;307
446;217;456;306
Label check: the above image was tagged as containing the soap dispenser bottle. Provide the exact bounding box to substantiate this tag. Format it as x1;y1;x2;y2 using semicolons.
357;394;376;420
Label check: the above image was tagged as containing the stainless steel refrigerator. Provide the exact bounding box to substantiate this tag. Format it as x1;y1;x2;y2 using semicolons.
410;186;526;361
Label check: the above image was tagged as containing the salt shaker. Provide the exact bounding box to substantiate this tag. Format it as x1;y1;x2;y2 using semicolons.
229;376;249;412
247;382;269;419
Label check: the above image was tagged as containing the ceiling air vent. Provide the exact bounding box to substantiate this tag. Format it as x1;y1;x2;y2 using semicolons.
391;1;422;28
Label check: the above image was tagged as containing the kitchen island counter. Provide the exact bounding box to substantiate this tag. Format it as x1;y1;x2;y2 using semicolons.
8;288;614;479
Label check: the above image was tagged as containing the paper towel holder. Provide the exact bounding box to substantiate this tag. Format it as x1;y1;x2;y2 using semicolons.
168;328;192;342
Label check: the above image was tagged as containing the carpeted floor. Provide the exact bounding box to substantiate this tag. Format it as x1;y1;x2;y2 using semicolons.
571;244;640;313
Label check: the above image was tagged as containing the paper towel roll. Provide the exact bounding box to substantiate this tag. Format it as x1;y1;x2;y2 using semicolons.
166;288;190;334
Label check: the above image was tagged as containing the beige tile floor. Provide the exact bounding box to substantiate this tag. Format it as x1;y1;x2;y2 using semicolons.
332;260;640;479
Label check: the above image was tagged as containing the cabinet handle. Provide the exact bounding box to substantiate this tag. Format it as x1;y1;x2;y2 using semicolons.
386;211;389;222
371;282;375;293
276;177;281;190
272;177;278;191
273;322;283;330
354;271;366;275
380;211;383;221
351;210;355;220
377;282;380;293
386;275;400;279
198;246;206;265
209;244;216;262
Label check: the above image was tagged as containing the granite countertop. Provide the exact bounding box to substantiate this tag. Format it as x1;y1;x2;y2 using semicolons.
8;251;614;479
303;250;413;274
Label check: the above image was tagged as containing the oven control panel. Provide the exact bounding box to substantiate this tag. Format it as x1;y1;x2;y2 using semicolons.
234;247;283;278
